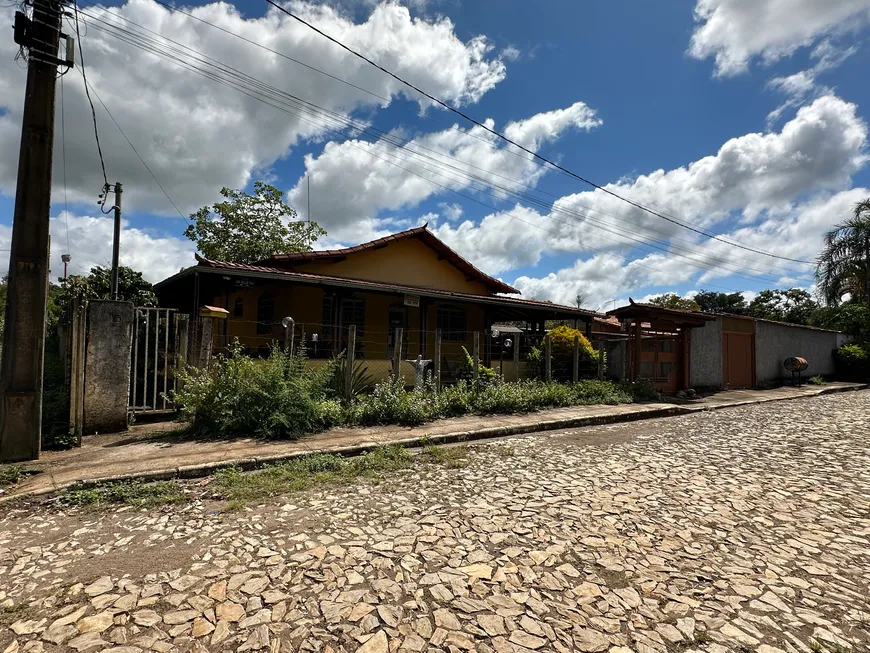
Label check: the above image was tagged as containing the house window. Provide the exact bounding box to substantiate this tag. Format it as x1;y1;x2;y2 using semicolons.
233;297;244;319
341;297;365;357
437;306;466;341
256;293;274;335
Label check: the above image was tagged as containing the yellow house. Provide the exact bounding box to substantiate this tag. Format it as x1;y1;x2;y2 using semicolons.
155;226;599;380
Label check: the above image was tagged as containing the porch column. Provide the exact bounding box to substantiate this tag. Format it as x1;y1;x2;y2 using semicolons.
632;321;642;382
680;328;691;391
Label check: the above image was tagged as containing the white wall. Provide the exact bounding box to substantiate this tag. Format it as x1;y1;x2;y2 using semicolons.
754;321;840;385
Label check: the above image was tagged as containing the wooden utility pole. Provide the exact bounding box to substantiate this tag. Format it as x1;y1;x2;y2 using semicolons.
110;182;122;299
1;0;67;462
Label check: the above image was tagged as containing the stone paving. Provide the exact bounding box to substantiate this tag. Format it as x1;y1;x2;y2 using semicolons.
2;391;869;653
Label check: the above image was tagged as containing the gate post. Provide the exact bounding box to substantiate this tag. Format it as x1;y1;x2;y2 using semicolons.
544;334;552;382
68;296;86;445
176;314;189;391
83;301;134;435
572;335;580;383
345;324;356;402
434;328;442;392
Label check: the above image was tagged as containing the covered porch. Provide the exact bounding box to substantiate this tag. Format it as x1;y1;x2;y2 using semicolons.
607;303;715;393
155;260;600;382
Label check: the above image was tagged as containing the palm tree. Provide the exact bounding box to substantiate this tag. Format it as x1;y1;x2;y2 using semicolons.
816;199;870;306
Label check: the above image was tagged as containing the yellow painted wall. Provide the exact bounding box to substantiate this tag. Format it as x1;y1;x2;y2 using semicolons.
208;285;488;369
299;238;492;296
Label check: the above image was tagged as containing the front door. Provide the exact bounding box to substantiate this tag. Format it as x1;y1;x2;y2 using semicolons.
638;336;679;393
723;332;754;388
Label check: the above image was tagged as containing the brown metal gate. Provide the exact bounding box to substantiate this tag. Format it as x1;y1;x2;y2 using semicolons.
723;331;754;388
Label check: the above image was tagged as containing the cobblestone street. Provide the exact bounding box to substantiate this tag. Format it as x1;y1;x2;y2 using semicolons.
2;391;869;653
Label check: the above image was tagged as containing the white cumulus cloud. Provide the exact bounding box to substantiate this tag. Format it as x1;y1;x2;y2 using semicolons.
688;0;870;76
0;0;509;215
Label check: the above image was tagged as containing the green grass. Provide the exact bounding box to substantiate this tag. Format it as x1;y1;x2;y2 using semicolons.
213;445;413;503
808;375;828;386
421;443;469;468
60;479;187;509
493;444;515;457
0;464;26;489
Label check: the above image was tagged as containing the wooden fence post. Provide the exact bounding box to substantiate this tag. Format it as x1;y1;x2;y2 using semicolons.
545;334;552;382
473;331;480;385
199;316;214;369
345;324;356;401
392;327;404;382
573;335;580;383
434;328;442;392
513;333;521;381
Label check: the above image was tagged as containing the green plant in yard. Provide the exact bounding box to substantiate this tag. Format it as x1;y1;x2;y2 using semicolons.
808;375;827;385
834;342;869;381
329;354;376;399
170;341;340;439
0;464;26;488
61;479;186;509
457;346;499;384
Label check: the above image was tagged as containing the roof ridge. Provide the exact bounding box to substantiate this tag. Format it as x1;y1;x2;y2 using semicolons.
260;225;520;295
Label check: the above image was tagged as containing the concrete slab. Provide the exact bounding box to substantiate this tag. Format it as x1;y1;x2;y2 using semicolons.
3;382;864;500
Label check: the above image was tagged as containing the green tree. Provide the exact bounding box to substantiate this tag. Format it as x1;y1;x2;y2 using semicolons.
647;293;700;311
810;303;870;341
694;290;748;315
748;288;818;325
58;266;158;307
816;198;870;306
185;182;326;264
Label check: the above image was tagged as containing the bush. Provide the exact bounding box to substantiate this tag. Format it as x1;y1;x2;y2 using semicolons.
347;376;441;426
171;343;660;439
457;346;499;384
834;343;869;381
528;326;601;381
171;341;340;439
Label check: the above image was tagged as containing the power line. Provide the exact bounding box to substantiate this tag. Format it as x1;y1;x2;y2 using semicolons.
264;0;815;267
77;1;804;281
71;0;109;191
82;79;187;219
77;7;797;288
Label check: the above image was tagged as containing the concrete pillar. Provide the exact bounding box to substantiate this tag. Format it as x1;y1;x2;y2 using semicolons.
83;300;134;435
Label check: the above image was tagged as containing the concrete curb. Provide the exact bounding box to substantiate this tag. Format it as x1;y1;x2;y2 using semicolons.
5;383;866;503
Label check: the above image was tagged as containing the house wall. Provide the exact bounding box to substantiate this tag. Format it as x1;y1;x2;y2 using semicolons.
689;319;723;390
207;283;486;364
755;321;839;385
298;238;492;296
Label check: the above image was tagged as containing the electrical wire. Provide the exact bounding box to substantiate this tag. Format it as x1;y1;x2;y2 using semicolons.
76;8;799;290
73;3;804;282
82;79;187;219
264;0;815;267
71;0;109;191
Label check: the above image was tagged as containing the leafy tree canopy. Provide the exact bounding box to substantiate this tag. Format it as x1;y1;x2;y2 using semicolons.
816;198;870;306
185;181;326;264
748;288;818;325
58;266;157;307
647;293;700;311
694;290;748;315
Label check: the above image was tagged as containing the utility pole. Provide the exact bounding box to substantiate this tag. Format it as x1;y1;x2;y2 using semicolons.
110;182;122;299
1;0;73;462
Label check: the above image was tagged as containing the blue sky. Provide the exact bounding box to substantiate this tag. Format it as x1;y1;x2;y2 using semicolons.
1;0;869;310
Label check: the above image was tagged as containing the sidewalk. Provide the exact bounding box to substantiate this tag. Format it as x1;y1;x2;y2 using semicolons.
4;382;865;499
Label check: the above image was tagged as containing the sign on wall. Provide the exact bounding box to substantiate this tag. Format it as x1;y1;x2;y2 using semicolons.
404;294;420;308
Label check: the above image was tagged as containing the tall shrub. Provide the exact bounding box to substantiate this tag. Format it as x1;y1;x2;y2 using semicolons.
834;343;869;381
171;342;341;438
536;325;600;381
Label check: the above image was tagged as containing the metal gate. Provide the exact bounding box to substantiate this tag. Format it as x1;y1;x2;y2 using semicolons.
129;307;183;414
